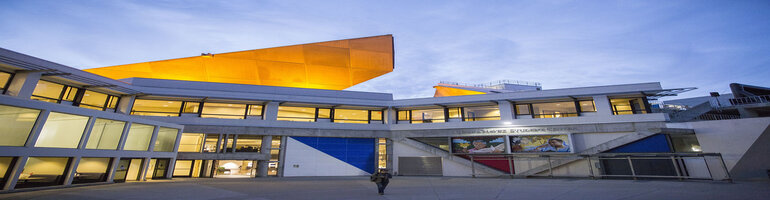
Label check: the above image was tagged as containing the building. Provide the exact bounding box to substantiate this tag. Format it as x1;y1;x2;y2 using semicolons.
0;35;766;192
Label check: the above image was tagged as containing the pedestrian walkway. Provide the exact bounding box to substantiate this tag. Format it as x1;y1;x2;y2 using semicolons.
0;176;767;200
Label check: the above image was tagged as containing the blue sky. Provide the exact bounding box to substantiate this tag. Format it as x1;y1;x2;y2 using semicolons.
1;0;768;100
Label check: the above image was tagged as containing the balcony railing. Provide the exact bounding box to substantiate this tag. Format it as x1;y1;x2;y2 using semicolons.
728;95;770;106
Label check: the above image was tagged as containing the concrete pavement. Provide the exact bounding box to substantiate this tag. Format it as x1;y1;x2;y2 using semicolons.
0;177;767;200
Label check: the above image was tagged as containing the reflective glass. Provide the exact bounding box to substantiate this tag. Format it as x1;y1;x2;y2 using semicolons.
131;99;182;116
333;109;368;124
182;102;200;113
0;105;40;146
178;133;204;152
277;106;315;122
610;97;648;115
516;104;531;115
463;106;500;121
73;157;110;184
154;127;178;152
411;109;445;123
123;123;154;151
35;112;89;148
531;102;578;118
17;157;69;188
201;103;246;119
86;118;125;150
31;80;64;102
0;72;10;91
579;100;596;112
79;90;109;110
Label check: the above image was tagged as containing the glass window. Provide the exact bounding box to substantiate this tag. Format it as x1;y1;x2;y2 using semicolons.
515;104;531;115
333;109;369;124
73;157;111;184
31;80;64;103
271;136;282;149
16;157;70;188
579;100;596;112
397;110;410;121
371;110;383;121
178;133;204;152
35;112;89;148
106;96;120;109
610;97;648;115
173;160;194;177
411;109;445;123
201;102;246;119
0;157;14;185
277;106;316;122
203;134;219;153
123;123;154;151
223;135;234;152
247;105;263;116
182;102;200;114
62;86;79;102
378;138;387;169
154;127;178;152
235;135;261;152
531;102;578;118
0;72;11;92
463;106;500;121
448;108;461;119
131;99;182;117
79;90;109;110
0;105;40;146
317;108;331;119
86;118;126;150
670;134;702;153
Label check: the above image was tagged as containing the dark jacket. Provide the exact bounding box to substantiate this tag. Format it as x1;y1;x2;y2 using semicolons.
370;172;392;183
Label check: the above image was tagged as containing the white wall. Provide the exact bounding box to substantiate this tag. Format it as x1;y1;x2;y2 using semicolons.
668;117;770;170
282;137;370;177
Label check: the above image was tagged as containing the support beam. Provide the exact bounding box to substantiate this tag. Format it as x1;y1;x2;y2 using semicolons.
4;71;43;98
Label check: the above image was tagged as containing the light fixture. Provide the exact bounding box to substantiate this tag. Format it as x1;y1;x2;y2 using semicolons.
503;121;512;125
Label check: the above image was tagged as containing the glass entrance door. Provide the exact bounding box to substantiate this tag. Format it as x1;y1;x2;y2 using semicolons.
114;158;143;183
213;160;256;178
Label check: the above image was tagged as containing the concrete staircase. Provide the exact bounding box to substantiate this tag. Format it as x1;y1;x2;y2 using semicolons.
395;137;507;176
514;130;659;177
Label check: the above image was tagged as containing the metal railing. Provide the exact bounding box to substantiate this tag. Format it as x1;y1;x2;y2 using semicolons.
729;95;770;105
695;113;740;121
465;153;732;182
439;80;542;88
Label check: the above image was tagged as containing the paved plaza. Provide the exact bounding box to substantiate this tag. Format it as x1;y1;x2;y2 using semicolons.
1;177;767;200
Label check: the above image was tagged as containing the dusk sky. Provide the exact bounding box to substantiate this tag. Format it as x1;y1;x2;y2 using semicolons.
1;0;768;100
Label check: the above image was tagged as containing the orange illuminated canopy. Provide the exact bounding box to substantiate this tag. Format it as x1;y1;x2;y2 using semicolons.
433;86;487;97
85;35;394;90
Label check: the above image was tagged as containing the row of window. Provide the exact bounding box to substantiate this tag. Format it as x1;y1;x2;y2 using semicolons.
0;71;12;94
0;157;171;189
396;105;502;123
0;104;178;151
178;134;282;159
31;80;120;111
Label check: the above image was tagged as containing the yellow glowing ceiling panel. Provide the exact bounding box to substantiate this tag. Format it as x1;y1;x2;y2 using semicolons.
433;86;487;97
85;35;394;90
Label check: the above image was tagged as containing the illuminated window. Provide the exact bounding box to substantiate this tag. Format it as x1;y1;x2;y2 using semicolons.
201;102;247;119
378;138;387;169
447;108;461;119
62;86;79;102
0;71;11;93
79;90;109;110
268;136;282;176
333;109;369;124
531;102;578;118
73;157;111;184
173;160;194;177
463;105;500;121
0;157;15;186
610;97;648;115
579;100;596;112
247;105;263;118
17;157;70;188
317;108;331;119
222;135;234;152
203;134;219;153
371;110;383;122
277;106;316;122
235;135;261;152
131;99;182;117
515;104;531;115
411;109;445;123
0;105;40;146
397;110;410;121
178;133;204;152
182;102;200;114
670;134;702;153
86;118;125;150
154;127;178;152
35;112;89;148
31;80;65;103
123;123;154;151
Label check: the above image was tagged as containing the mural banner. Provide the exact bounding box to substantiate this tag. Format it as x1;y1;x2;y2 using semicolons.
451;136;506;154
509;134;572;153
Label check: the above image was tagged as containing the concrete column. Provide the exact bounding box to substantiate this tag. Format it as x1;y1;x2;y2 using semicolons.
497;100;514;121
64;156;82;185
257;135;272;177
139;157;151;181
24;110;50;148
4;71;42;98
231;135;238;153
593;95;613;116
386;107;396;124
147;125;161;152
3;156;28;190
165;158;177;179
116;95;136;115
277;136;286;177
263;102;280;121
106;157;121;183
78;117;97;149
166;129;184;179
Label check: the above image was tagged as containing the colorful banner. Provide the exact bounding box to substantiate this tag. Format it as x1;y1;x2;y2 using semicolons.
510;134;572;153
451;136;506;154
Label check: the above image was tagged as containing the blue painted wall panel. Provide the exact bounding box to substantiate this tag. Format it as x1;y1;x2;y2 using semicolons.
608;134;671;153
292;136;376;173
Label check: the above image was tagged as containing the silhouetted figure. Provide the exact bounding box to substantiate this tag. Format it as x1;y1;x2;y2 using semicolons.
370;169;392;195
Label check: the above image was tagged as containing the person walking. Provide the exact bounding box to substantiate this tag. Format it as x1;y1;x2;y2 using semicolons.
370;169;392;195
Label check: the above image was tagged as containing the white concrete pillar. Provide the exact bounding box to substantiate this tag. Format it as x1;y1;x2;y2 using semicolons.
257;135;272;177
593;95;613;116
147;125;161;152
386;107;396;124
117;123;132;150
3;156;29;190
497;101;514;121
24;110;50;148
64;156;82;185
4;71;42;98
106;157;121;183
263;102;280;121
